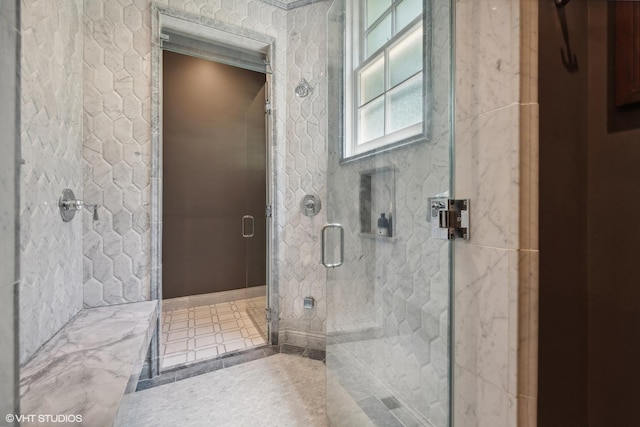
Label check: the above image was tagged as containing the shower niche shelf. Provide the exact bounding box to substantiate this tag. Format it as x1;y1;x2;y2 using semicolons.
359;167;396;240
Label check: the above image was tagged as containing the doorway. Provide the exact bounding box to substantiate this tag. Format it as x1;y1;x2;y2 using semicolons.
160;50;269;370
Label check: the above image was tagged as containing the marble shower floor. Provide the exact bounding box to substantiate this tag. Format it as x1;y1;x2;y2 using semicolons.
161;298;267;369
118;353;327;427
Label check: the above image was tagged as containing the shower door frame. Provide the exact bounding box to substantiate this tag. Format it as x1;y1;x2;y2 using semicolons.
150;5;279;376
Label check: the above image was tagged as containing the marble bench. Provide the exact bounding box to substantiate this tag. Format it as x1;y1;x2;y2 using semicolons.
20;301;157;427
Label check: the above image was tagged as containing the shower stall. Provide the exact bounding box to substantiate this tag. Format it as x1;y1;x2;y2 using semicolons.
2;0;539;425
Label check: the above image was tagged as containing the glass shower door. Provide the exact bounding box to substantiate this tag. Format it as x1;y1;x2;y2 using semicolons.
324;0;453;425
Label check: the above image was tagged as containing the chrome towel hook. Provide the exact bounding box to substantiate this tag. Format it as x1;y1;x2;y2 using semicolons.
555;0;570;7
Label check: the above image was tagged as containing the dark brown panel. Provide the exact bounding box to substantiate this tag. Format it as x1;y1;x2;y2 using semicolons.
162;51;266;299
540;1;640;425
588;2;640;426
538;0;589;425
163;216;246;297
615;2;640;106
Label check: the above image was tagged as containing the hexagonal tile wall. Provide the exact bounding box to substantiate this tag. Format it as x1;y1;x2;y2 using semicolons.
82;0;329;350
20;0;85;364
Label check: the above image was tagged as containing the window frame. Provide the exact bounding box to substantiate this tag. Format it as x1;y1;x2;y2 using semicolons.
342;0;432;162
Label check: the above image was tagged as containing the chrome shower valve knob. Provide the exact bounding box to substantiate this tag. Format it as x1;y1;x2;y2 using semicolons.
58;189;99;222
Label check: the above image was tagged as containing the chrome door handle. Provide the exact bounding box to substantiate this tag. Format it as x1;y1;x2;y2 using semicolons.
321;223;344;268
242;215;255;238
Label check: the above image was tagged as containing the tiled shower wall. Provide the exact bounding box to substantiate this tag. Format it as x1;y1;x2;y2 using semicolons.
82;1;329;346
453;0;539;425
278;2;329;348
19;0;85;364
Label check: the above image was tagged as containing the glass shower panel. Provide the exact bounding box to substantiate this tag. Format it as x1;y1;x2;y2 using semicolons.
244;80;268;343
326;0;453;426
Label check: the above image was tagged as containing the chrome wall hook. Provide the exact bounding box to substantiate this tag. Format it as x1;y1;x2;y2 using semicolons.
555;0;570;7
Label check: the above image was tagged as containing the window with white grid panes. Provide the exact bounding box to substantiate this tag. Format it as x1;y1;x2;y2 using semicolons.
345;0;426;159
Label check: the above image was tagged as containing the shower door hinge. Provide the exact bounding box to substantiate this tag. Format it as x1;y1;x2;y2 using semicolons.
265;308;272;322
428;198;470;240
265;100;272;114
265;205;272;218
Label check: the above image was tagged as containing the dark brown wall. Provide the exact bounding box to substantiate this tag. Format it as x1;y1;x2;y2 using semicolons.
162;51;266;299
587;2;640;426
539;1;589;425
539;1;640;426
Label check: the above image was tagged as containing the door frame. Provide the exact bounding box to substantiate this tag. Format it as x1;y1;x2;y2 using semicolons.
150;5;279;376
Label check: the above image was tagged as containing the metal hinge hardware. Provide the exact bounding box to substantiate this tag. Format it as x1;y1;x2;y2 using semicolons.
265;100;272;114
265;308;271;322
428;198;470;240
265;205;272;218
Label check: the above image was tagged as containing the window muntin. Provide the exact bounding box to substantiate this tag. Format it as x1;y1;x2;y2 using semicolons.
346;0;426;158
366;0;392;27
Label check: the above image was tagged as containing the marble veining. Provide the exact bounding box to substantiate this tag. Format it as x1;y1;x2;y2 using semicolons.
117;353;326;427
20;0;84;364
453;0;539;425
83;0;330;354
20;301;157;427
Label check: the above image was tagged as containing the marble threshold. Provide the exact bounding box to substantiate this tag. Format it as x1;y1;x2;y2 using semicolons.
20;301;158;427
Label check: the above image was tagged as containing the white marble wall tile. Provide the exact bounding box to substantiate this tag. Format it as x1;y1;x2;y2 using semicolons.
454;1;539;425
83;0;288;309
278;1;329;343
455;104;519;250
82;0;329;351
455;0;519;121
454;364;512;427
455;243;511;393
20;0;85;364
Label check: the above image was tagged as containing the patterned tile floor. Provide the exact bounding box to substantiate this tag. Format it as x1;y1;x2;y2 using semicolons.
161;299;266;369
117;353;327;427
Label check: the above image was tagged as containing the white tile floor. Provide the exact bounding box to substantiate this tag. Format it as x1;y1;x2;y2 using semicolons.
161;299;266;369
117;354;327;427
